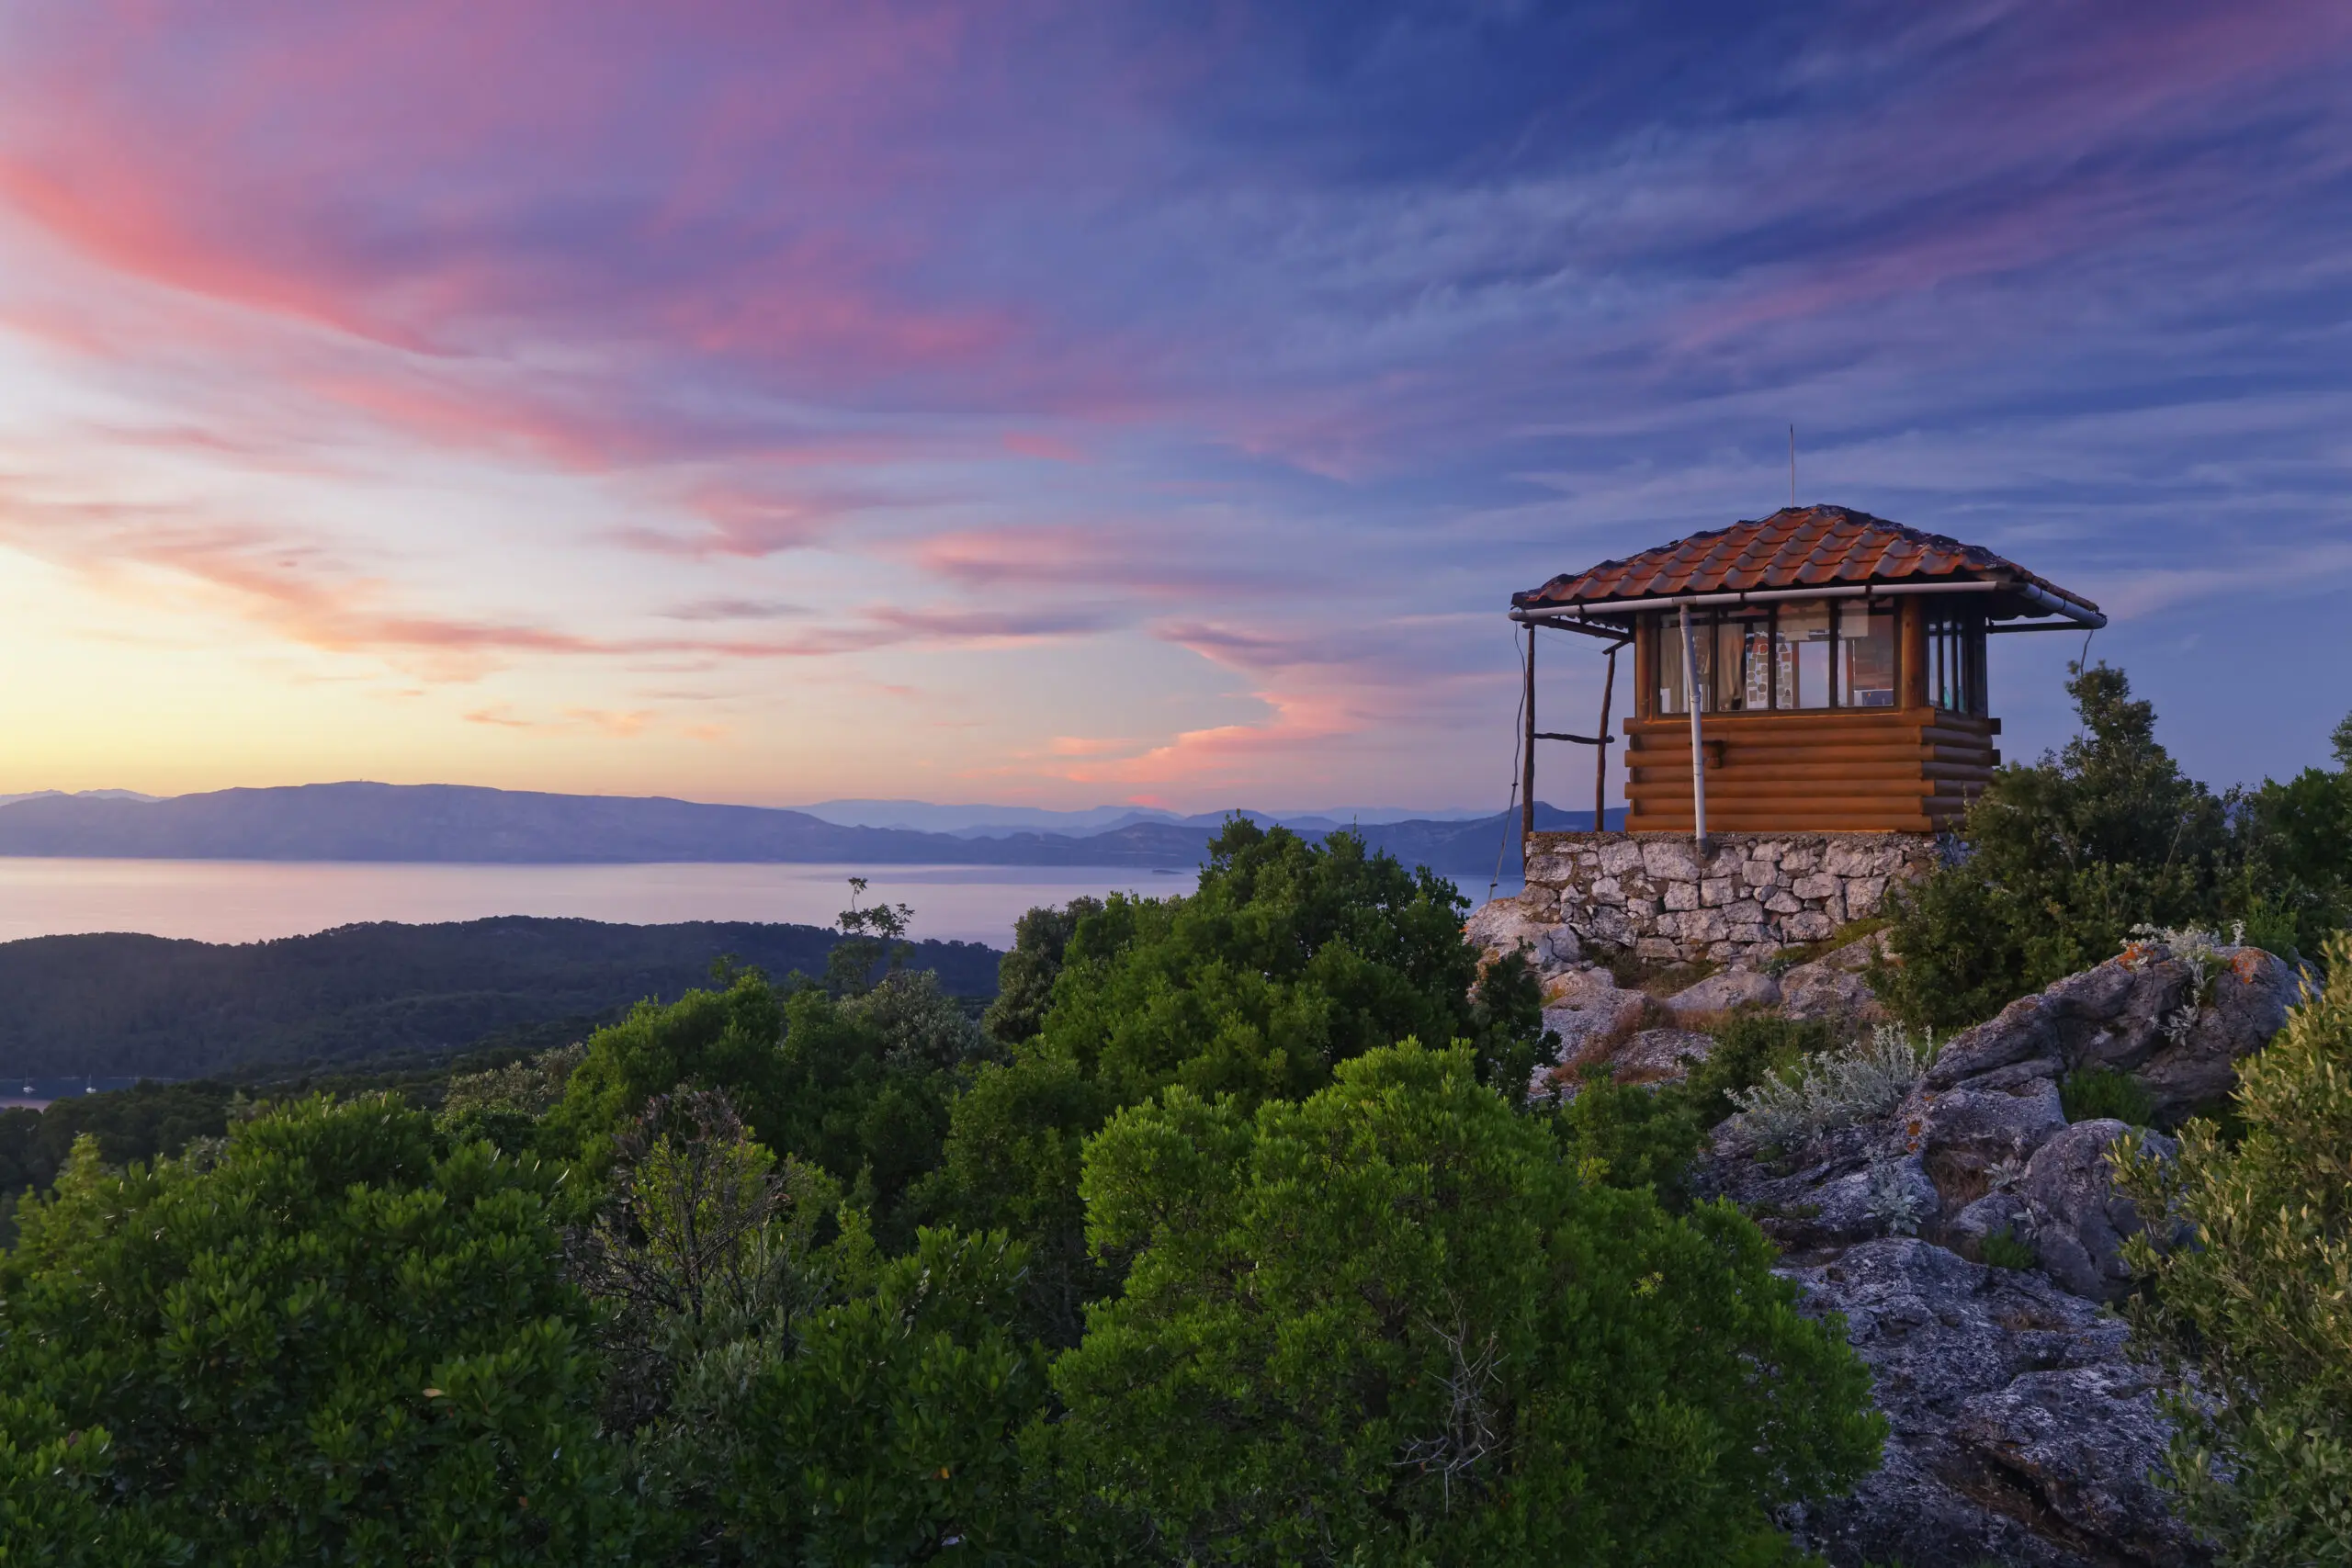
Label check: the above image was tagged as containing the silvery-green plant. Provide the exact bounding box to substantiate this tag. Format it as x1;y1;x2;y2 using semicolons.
2129;920;2243;1043
1729;1024;1939;1149
1863;1156;1926;1236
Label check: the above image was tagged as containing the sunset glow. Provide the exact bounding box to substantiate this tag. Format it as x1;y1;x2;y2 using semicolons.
4;2;2347;808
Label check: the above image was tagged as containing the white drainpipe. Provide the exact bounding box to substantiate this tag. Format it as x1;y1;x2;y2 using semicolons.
1679;602;1708;854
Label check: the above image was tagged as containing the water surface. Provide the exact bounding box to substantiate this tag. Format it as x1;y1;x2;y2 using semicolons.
0;858;1204;949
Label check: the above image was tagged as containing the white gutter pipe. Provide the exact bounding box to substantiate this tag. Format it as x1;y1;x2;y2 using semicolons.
1679;602;1708;855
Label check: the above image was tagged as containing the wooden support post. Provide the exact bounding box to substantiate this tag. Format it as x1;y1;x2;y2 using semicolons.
1679;603;1708;852
1521;625;1536;863
1594;645;1616;832
1901;597;1929;710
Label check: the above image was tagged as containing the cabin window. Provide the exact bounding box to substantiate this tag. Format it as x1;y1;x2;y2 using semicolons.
1776;602;1833;709
1928;604;1987;715
1842;605;1897;708
1654;599;1899;714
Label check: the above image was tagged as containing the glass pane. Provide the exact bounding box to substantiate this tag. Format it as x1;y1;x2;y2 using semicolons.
1843;606;1896;708
1778;601;1832;709
1713;618;1741;710
1655;615;1685;715
1741;619;1774;711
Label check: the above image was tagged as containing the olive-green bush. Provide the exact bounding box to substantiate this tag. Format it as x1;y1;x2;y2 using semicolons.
2115;934;2352;1564
1052;1043;1883;1566
0;1097;636;1565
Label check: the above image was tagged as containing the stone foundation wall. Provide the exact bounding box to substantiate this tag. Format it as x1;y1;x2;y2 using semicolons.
1521;830;1937;965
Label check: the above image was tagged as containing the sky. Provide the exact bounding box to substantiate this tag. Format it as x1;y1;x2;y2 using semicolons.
1;0;2346;814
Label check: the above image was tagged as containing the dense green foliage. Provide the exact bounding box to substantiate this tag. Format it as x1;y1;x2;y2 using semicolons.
921;821;1544;1340
1979;1227;2038;1271
0;1096;635;1564
1550;1013;1832;1205
0;836;1893;1563
2115;935;2352;1564
1054;1043;1882;1564
0;916;999;1079
1878;668;2349;1028
544;966;986;1247
2058;1065;2157;1127
0;1077;235;1204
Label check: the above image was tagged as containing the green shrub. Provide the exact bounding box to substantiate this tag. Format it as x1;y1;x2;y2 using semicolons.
0;1097;635;1562
1875;665;2233;1031
1686;1013;1832;1128
1980;1227;2038;1271
2060;1066;2157;1127
922;819;1545;1340
1554;1068;1705;1204
2113;932;2352;1564
1550;1014;1830;1205
1052;1043;1883;1565
1878;675;2349;1031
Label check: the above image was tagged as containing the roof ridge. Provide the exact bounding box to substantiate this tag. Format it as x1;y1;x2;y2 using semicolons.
1512;504;2098;615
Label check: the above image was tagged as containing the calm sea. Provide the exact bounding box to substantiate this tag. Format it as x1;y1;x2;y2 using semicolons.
0;858;1225;949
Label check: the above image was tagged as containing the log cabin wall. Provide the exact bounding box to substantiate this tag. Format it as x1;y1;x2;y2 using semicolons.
1621;597;2000;834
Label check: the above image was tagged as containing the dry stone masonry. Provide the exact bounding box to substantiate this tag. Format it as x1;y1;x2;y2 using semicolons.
1519;829;1938;964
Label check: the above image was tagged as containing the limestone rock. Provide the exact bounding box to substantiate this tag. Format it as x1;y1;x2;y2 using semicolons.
1944;1190;2033;1261
1537;973;1648;1072
1779;949;1886;1023
1925;942;2298;1118
1781;1239;2200;1568
1695;1125;1939;1255
1462;897;1581;973
1909;1079;2066;1213
1608;1026;1715;1082
2021;1121;2177;1303
1664;967;1781;1018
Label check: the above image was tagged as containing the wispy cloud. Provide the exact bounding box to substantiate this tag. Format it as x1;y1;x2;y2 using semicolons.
0;1;2346;799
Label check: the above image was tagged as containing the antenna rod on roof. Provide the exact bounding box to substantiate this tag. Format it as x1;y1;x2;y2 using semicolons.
1789;424;1796;507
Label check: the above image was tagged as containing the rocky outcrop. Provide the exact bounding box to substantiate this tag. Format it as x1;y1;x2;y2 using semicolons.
1702;938;2301;1564
1463;909;2295;1564
2021;1121;2181;1304
1535;968;1649;1070
1518;829;1935;964
1927;942;2299;1120
1780;930;1894;1026
1781;1240;2199;1568
1463;897;1584;972
1462;909;2296;1561
1664;966;1781;1018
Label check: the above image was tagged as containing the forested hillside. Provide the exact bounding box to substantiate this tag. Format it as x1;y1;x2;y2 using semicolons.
0;918;1001;1078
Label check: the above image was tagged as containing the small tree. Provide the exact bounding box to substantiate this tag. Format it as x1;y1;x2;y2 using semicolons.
2114;934;2352;1563
924;822;1545;1342
829;875;916;997
1877;664;2233;1028
1051;1043;1883;1564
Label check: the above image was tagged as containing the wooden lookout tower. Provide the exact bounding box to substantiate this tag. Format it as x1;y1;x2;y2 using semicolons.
1509;506;2105;840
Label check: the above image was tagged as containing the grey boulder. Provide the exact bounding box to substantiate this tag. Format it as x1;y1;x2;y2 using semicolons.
2022;1120;2179;1304
1926;942;2297;1118
1782;1239;2200;1568
1665;966;1781;1017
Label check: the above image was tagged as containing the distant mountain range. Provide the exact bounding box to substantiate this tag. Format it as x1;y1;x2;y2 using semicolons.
797;799;1496;839
0;783;1623;874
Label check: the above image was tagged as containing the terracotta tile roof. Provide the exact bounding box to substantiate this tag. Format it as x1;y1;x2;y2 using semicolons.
1513;505;2099;616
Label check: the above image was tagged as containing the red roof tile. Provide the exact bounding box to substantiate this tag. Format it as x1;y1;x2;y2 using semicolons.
1513;505;2099;616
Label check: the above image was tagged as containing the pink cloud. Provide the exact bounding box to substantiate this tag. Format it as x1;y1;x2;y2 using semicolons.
1002;431;1086;462
1054;689;1357;788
